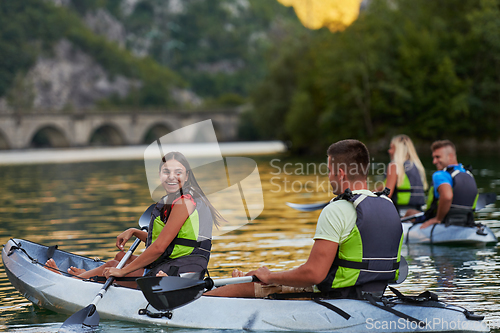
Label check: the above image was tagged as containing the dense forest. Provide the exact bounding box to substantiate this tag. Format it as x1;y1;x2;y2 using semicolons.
243;0;500;152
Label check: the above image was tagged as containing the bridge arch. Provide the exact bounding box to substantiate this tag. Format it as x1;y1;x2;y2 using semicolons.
30;125;70;148
89;124;125;146
143;122;173;144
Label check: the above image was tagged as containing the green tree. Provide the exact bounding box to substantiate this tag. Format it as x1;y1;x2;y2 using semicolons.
251;0;500;153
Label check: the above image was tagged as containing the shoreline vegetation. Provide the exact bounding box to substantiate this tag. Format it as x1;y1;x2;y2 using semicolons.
366;138;500;157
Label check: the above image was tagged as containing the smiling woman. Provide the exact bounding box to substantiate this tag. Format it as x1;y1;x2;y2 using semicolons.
43;151;225;288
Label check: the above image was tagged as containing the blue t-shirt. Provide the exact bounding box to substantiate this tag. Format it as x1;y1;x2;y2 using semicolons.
432;164;466;199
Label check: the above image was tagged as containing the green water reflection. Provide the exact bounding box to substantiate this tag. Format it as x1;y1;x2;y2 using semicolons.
1;152;500;332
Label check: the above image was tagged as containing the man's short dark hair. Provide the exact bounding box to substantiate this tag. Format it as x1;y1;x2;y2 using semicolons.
431;140;456;153
327;139;370;181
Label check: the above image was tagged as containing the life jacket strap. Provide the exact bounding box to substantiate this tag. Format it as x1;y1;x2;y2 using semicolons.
363;292;426;327
312;299;351;320
171;237;201;248
388;286;484;321
333;258;400;270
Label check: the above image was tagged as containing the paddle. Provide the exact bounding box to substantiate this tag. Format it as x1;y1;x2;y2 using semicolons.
137;261;409;313
401;212;425;222
59;204;155;331
286;192;497;212
137;275;259;312
285;201;329;212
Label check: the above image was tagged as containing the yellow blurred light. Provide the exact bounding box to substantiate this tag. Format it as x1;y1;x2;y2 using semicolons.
277;0;362;32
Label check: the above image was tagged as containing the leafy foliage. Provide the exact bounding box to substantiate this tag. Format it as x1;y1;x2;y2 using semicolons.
249;0;500;152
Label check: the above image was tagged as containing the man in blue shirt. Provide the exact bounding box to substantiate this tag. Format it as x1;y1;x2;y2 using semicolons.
420;140;477;229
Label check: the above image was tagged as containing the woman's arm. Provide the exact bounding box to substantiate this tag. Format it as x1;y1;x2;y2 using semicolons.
384;162;398;198
105;198;196;277
116;228;148;251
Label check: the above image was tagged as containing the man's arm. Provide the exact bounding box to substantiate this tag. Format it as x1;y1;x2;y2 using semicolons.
421;183;453;229
250;239;338;288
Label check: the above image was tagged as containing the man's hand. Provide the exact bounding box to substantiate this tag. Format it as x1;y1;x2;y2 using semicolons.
420;217;440;229
247;267;272;284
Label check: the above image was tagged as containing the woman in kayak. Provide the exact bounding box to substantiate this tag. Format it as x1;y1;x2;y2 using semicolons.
377;134;428;214
45;151;224;286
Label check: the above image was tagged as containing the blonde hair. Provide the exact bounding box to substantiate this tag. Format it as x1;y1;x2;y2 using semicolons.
391;135;428;190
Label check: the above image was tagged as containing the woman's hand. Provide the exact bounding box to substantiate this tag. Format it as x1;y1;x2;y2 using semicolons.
116;228;136;251
103;267;126;279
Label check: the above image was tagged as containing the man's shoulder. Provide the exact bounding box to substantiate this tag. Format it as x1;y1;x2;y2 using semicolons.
432;169;453;188
432;169;452;179
320;199;354;220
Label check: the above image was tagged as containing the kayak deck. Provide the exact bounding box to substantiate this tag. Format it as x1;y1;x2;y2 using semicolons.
403;222;497;245
1;238;490;332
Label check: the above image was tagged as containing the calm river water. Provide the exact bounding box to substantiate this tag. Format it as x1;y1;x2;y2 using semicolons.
1;148;500;332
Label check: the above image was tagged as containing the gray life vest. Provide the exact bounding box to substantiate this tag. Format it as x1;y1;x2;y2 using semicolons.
426;165;478;226
316;188;404;293
393;161;426;208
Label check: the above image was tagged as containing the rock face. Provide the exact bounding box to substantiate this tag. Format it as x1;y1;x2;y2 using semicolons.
84;9;127;49
27;39;141;111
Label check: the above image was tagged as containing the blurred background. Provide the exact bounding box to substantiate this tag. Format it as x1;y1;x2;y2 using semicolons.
2;0;499;154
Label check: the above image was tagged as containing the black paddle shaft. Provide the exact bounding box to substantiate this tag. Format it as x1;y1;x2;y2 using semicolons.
59;204;154;331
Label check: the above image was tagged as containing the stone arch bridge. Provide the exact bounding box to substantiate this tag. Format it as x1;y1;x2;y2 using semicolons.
0;110;241;150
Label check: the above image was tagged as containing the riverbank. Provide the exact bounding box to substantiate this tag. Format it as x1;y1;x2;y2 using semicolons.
0;141;288;165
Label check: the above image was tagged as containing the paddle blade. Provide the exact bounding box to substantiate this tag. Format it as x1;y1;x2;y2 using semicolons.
139;204;155;230
137;276;206;311
59;304;99;332
286;201;329;212
476;192;497;211
395;256;408;284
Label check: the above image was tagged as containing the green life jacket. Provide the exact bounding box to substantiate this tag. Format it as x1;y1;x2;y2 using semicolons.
392;161;425;208
146;188;213;267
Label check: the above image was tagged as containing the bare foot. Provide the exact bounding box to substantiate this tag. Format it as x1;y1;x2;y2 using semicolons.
232;269;245;277
68;266;86;275
156;270;168;277
44;259;61;274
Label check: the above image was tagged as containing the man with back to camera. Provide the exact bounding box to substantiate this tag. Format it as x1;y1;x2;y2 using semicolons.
410;140;478;229
206;139;404;299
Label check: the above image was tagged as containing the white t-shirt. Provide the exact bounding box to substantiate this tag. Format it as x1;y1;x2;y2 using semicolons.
314;190;377;244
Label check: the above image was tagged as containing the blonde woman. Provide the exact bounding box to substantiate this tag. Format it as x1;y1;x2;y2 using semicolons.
380;135;428;213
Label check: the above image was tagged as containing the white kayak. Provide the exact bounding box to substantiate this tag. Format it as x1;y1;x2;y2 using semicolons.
2;238;489;332
402;222;497;245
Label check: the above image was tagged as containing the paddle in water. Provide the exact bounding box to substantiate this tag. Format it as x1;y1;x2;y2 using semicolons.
287;192;497;213
59;204;154;332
